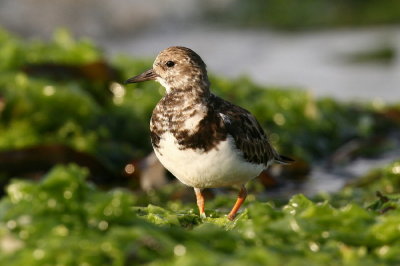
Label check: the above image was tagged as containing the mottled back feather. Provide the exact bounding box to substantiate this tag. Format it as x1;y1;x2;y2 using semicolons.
209;94;282;166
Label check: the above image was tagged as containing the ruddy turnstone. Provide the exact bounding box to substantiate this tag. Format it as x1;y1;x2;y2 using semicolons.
125;46;293;220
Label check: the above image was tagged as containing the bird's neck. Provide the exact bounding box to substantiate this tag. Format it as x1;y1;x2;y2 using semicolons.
167;81;211;104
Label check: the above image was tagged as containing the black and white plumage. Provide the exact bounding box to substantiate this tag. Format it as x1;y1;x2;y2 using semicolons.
125;46;293;220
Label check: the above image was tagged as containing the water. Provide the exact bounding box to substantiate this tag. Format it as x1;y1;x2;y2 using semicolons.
102;25;400;103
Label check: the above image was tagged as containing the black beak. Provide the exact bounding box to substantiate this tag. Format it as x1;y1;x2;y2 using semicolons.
125;69;159;84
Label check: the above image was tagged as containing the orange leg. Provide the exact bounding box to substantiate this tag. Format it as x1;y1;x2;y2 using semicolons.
227;185;247;221
194;188;206;218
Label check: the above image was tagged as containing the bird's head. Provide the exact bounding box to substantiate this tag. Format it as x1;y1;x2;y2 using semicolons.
125;46;210;93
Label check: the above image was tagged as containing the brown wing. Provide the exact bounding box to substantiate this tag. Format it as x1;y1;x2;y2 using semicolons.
211;94;283;166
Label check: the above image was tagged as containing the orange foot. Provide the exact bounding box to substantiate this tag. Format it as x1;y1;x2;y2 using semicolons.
194;187;206;218
227;185;247;221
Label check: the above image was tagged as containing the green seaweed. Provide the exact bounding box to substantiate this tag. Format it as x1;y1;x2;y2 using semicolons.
0;162;400;265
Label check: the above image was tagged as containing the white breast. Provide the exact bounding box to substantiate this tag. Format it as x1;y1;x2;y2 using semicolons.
153;132;265;188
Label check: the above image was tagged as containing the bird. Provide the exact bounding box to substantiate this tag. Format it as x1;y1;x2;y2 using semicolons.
125;46;293;220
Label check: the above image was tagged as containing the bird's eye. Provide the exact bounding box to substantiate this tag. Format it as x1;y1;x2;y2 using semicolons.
166;61;175;67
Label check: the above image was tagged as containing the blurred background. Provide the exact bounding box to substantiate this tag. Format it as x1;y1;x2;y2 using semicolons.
2;0;400;101
0;0;400;198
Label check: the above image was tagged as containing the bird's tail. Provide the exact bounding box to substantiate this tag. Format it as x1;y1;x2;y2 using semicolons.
275;154;295;164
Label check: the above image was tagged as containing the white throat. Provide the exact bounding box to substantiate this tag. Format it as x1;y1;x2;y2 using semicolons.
156;77;172;93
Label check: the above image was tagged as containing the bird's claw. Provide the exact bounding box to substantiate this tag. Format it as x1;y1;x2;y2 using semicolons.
227;214;235;221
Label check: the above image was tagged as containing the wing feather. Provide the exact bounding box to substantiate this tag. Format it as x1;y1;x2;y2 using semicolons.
211;94;282;166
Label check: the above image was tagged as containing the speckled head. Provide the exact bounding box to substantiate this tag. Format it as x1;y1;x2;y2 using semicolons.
125;46;210;93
